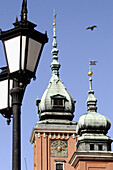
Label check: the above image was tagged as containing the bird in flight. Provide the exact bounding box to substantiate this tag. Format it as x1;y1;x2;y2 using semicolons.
86;25;97;31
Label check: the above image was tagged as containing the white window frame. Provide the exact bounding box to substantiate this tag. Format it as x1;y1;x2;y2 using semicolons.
55;162;64;170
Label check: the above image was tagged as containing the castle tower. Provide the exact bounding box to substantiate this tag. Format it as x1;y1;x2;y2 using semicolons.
69;68;113;170
30;14;77;170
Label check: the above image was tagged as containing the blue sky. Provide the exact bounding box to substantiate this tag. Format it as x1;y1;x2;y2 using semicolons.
0;0;113;169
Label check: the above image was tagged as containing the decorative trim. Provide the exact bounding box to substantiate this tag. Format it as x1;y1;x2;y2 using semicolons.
54;133;56;139
69;151;113;168
58;133;60;139
30;127;78;144
62;133;65;139
67;134;69;139
43;133;46;138
33;129;76;134
38;132;40;138
34;134;36;143
49;133;52;138
54;159;66;163
73;134;75;139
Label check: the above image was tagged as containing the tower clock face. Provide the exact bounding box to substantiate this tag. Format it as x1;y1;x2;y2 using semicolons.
51;140;68;157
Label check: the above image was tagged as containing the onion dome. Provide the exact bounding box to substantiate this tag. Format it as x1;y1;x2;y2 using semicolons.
77;70;111;135
36;15;75;122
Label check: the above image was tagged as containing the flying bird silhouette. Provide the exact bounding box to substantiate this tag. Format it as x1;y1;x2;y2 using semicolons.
86;25;97;31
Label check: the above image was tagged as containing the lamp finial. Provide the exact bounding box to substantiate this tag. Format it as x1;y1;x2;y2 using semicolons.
21;0;28;22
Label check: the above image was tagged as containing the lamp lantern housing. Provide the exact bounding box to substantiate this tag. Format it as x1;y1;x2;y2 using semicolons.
0;19;48;82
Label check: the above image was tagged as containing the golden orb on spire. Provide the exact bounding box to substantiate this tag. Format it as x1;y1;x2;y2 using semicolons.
88;70;93;77
53;22;56;27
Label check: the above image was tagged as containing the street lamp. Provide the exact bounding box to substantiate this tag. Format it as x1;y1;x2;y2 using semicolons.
1;1;47;82
0;0;48;170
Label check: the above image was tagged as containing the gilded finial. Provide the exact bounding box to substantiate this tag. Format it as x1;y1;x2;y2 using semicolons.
88;68;93;77
87;60;98;112
53;9;56;27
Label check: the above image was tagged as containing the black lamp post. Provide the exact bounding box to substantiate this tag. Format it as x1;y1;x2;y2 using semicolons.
0;0;48;170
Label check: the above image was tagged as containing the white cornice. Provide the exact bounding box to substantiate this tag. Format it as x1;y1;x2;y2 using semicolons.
30;127;77;144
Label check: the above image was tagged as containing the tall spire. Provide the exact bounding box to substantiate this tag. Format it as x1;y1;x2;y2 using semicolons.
36;11;75;123
21;0;28;22
86;68;97;112
77;63;112;152
50;11;60;75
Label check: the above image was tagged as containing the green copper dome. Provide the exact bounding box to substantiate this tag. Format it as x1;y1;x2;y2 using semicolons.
77;112;111;135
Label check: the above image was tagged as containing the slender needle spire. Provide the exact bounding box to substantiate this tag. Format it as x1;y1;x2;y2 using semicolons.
50;11;60;75
88;68;93;90
87;67;97;112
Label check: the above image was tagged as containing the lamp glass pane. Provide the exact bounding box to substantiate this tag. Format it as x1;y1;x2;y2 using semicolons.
26;38;42;72
21;36;26;70
0;79;8;110
9;80;13;107
4;36;20;73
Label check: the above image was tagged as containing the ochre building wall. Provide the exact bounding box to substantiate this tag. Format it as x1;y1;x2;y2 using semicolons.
74;160;113;170
32;132;77;170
